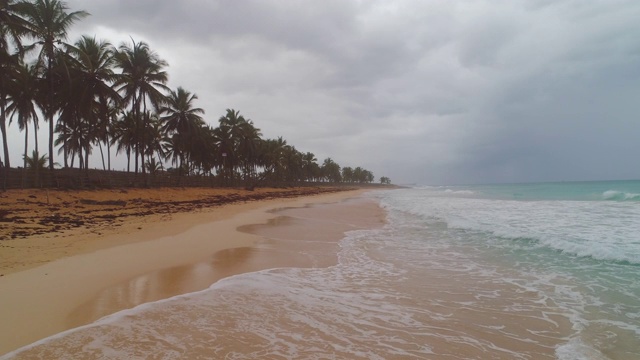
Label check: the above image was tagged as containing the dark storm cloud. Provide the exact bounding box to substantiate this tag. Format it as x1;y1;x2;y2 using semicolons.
52;0;640;184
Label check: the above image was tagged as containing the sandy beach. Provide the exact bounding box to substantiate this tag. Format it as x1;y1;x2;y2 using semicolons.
0;186;382;355
0;186;357;275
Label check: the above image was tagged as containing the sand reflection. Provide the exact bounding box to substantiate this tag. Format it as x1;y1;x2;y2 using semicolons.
69;198;383;328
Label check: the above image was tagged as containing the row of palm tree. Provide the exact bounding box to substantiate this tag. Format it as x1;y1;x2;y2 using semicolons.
0;0;387;189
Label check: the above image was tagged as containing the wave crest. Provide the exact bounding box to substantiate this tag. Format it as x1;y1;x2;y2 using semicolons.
602;190;640;201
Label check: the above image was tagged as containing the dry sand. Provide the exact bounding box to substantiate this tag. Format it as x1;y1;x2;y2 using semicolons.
0;186;355;275
0;187;381;355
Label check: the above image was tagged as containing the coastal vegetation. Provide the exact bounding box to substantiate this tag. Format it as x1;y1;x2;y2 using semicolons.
0;0;389;189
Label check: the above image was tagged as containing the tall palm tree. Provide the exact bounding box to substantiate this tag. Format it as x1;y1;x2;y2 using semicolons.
322;157;341;183
159;87;205;173
212;122;233;183
188;123;216;175
114;38;168;174
143;111;165;167
217;109;258;183
258;136;288;183
236;119;262;185
6;63;39;185
342;166;354;183
65;35;120;172
21;0;88;172
112;110;137;172
1;0;31;171
160;87;204;135
94;100;119;171
301;152;317;182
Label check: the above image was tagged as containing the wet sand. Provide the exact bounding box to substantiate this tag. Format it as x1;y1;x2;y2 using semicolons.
0;188;381;355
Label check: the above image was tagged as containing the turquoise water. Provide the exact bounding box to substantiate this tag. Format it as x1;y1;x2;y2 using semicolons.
464;180;640;201
379;180;640;358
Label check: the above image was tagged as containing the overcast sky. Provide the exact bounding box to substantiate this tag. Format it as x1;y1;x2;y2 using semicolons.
8;0;640;185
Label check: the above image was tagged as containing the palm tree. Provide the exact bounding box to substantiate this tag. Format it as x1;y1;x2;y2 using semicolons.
65;35;120;171
94;100;119;171
322;157;341;183
301;152;317;182
258;136;288;183
236;119;261;186
112;110;137;172
212;122;233;183
159;86;204;170
144;112;164;164
188;123;216;175
23;149;47;187
114;38;168;174
1;0;31;172
6;63;39;186
216;109;262;185
160;87;204;135
21;0;89;171
342;166;354;183
144;156;162;175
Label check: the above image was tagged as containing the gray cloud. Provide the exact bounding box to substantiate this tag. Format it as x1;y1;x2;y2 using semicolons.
12;0;639;184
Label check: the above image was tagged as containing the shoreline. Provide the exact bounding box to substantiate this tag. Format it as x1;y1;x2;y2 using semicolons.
0;188;382;355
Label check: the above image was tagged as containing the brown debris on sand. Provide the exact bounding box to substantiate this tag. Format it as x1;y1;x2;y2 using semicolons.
0;187;352;241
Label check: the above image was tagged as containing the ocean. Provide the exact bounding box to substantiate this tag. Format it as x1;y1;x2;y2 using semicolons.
3;181;639;359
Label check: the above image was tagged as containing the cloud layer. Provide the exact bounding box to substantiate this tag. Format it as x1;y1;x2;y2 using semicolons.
19;0;640;184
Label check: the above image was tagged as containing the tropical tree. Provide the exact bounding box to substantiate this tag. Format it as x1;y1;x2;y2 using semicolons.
212;121;234;183
341;166;354;183
322;157;341;183
6;63;39;185
94;100;119;170
22;149;47;187
112;110;137;172
65;35;120;171
21;0;89;171
301;152;317;182
160;87;204;135
216;109;243;180
144;112;165;168
188;123;217;175
159;86;204;170
1;0;32;171
236;119;261;185
144;156;162;174
114;38;168;174
258;136;288;183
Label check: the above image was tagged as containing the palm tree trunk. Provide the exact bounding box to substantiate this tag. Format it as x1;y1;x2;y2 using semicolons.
106;136;111;171
62;121;68;168
0;76;10;170
98;141;106;170
34;121;39;190
0;101;10;169
23;121;28;188
141;97;148;175
133;94;139;173
85;145;90;182
47;54;54;172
